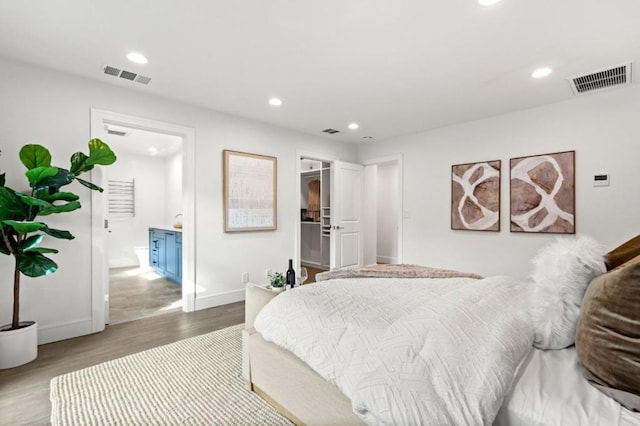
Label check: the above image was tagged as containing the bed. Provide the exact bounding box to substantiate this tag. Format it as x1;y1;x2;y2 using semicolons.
242;236;640;425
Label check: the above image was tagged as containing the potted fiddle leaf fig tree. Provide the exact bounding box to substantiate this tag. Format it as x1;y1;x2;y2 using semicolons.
0;139;116;369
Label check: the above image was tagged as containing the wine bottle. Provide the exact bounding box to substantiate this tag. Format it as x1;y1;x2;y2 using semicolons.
286;259;296;288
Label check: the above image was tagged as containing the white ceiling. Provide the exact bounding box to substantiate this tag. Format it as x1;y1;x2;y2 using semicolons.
1;0;639;144
104;126;182;158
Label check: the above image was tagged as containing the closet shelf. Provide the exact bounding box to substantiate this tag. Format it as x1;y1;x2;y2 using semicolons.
301;259;322;268
301;169;321;178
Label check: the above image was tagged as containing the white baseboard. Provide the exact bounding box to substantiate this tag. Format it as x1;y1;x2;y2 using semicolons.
194;289;245;311
376;255;396;264
37;318;94;345
35;289;244;344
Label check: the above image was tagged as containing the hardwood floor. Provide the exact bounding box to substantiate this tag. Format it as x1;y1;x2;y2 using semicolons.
302;265;326;284
0;302;244;426
109;266;182;325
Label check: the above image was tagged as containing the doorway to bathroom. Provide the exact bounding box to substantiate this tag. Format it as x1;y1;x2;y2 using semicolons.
90;109;196;333
103;125;184;325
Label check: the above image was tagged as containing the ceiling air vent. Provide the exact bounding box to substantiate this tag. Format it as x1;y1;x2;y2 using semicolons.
568;62;631;95
119;70;137;81
322;128;340;134
103;65;121;77
135;75;152;85
102;65;152;85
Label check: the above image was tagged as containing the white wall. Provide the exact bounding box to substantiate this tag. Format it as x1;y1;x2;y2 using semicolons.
0;57;357;342
165;152;183;225
363;165;378;265
107;153;167;268
376;162;399;263
359;85;640;279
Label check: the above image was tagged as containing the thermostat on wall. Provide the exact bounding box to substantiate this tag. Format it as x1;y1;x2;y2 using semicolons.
593;174;610;187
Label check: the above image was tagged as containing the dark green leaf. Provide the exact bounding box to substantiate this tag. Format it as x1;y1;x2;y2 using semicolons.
39;200;81;216
76;177;103;192
0;187;28;221
25;166;59;187
35;168;75;189
42;226;74;240
40;191;79;202
18;234;44;250
19;145;52;169
70;152;90;175
16;251;58;277
0;172;5;187
25;247;59;254
1;220;46;234
0;227;13;255
15;192;51;209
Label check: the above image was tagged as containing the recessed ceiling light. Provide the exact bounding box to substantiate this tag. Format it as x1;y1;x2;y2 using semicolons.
148;147;158;155
348;123;359;130
531;67;553;79
268;98;283;107
127;52;148;65
478;0;502;6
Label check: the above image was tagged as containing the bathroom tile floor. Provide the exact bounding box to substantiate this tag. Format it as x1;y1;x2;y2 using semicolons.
109;266;183;325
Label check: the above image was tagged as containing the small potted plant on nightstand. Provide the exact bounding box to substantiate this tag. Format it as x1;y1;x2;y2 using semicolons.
268;272;285;292
0;140;116;369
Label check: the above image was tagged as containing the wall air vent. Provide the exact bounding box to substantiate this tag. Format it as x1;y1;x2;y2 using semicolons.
322;128;340;134
102;64;152;85
568;62;631;95
107;129;128;137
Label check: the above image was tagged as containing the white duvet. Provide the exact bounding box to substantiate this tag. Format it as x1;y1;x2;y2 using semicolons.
254;276;536;425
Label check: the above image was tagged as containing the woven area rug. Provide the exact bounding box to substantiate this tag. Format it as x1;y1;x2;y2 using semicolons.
50;324;291;425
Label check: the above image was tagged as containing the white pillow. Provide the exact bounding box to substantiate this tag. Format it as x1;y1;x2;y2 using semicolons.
530;235;606;350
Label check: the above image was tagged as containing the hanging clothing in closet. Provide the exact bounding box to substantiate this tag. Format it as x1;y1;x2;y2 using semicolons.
307;179;321;221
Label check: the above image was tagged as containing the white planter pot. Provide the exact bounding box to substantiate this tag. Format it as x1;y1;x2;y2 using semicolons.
0;321;38;369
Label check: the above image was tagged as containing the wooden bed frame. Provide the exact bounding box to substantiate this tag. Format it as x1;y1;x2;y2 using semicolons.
242;283;363;425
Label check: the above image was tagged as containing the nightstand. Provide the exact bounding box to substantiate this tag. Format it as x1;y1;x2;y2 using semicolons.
243;282;285;389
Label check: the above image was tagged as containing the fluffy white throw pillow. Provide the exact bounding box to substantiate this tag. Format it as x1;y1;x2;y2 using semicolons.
530;235;606;349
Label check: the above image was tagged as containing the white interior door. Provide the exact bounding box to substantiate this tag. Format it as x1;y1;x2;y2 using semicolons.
331;161;364;269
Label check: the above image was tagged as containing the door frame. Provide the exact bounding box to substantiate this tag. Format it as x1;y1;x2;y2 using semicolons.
294;151;403;272
294;150;339;272
89;109;196;333
361;154;404;265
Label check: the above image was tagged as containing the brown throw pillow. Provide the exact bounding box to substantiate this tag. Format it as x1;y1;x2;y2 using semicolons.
604;234;640;271
575;255;640;410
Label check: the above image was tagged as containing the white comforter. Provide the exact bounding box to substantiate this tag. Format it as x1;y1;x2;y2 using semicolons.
254;276;536;425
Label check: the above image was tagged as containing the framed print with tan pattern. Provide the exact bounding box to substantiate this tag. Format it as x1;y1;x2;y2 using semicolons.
510;150;575;233
451;160;501;231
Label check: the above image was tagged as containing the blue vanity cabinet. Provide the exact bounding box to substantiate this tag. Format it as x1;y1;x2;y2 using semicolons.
149;228;182;285
164;231;178;283
149;229;166;273
176;232;182;283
